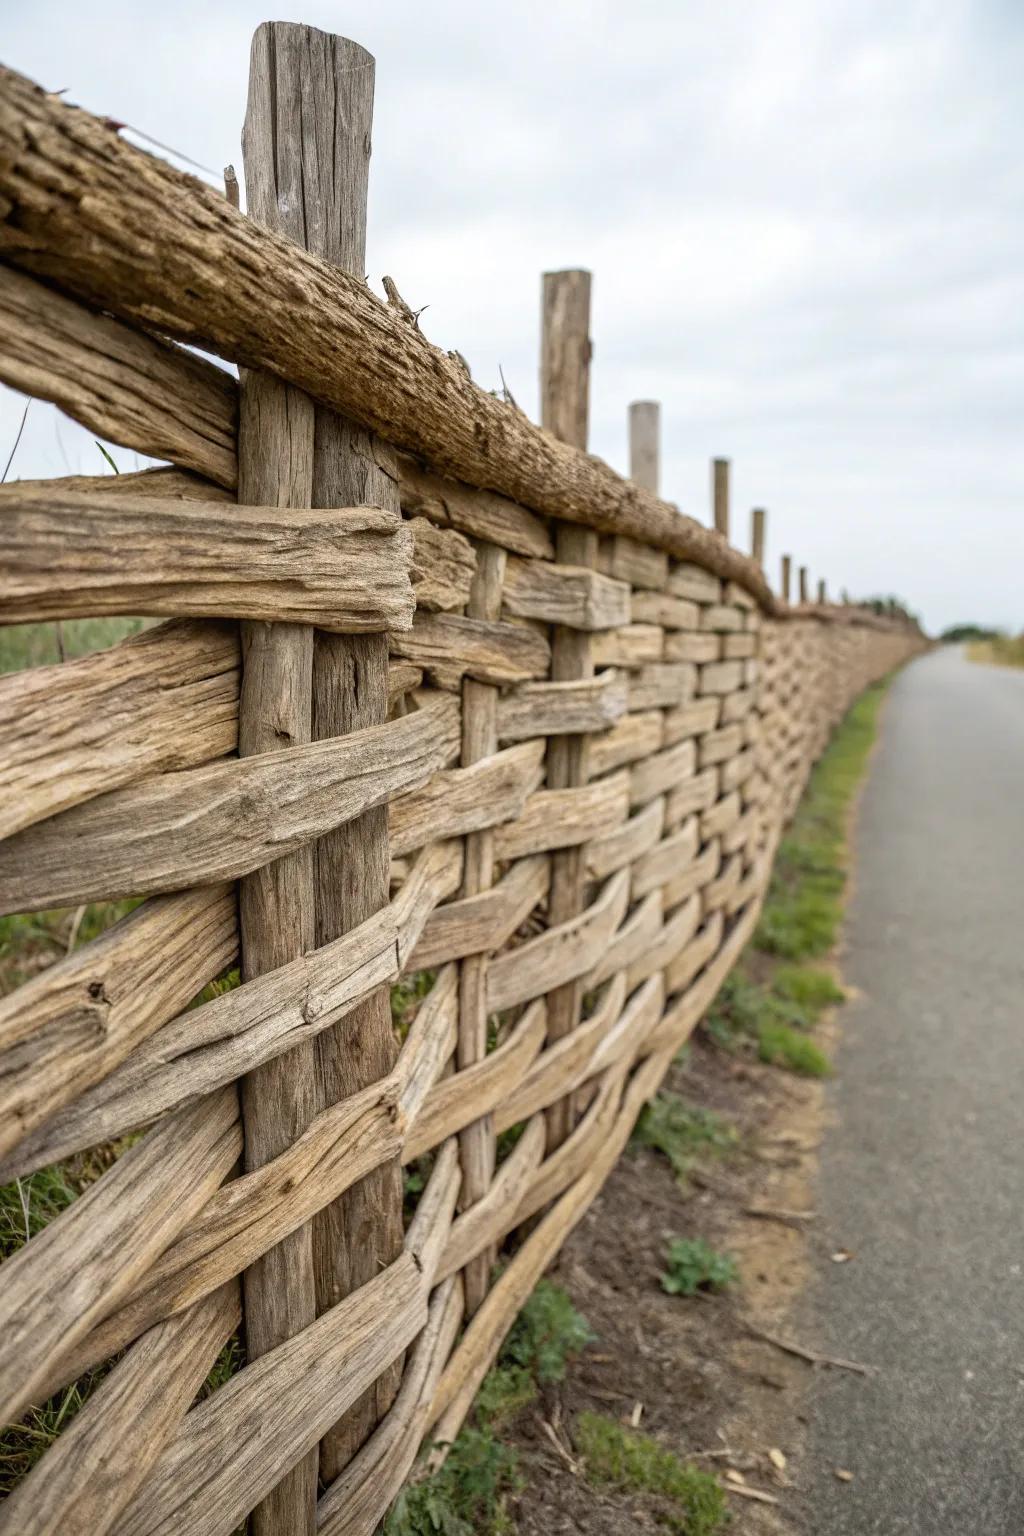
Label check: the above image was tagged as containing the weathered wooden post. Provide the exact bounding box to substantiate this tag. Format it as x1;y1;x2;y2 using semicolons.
629;400;660;493
799;565;809;603
781;554;792;603
712;457;730;540
243;22;406;1493
236;28;321;1535
817;577;827;604
751;507;765;567
542;268;593;1148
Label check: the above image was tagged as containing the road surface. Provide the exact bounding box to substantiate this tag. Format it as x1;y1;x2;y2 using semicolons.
802;645;1024;1532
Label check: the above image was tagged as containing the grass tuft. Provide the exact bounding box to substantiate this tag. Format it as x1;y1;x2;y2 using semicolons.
576;1412;728;1533
391;1280;593;1528
386;1426;521;1536
660;1237;738;1297
632;1092;738;1185
756;1021;831;1077
705;676;891;1077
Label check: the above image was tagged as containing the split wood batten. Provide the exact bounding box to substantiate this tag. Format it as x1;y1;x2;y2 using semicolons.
0;33;927;1536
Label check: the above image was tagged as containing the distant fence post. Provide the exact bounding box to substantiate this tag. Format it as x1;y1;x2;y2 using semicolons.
713;457;730;540
751;507;765;567
541;268;594;1148
781;554;792;602
629;400;660;493
817;577;827;604
799;565;809;604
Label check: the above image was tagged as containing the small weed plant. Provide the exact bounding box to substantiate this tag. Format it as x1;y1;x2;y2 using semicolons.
661;1238;737;1297
389;1280;593;1532
633;1092;738;1185
386;1427;521;1536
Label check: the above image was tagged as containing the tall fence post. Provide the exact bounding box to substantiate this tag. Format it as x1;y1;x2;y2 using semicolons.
799;565;809;603
457;544;506;1314
236;28;322;1536
818;577;827;604
751;506;765;567
629;400;660;493
242;23;406;1486
781;554;792;602
713;457;730;540
541;268;593;1148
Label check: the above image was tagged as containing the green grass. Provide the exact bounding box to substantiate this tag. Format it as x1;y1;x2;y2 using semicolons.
704;675;892;1078
756;1021;830;1077
632;1092;738;1186
389;1281;593;1533
576;1413;728;1534
772;964;845;1012
660;1237;737;1298
386;1426;521;1536
755;678;888;960
0;617;146;675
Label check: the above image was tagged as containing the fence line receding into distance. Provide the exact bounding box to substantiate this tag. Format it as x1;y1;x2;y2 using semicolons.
0;28;926;1536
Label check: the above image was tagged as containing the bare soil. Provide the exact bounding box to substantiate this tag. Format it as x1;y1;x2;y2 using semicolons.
505;1026;838;1533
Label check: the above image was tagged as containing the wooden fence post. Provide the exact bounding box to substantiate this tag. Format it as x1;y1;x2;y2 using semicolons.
243;22;406;1485
541;268;593;1148
629;400;660;493
817;577;827;604
781;554;792;602
799;565;809;604
457;543;506;1312
751;507;765;567
712;457;730;540
236;32;320;1536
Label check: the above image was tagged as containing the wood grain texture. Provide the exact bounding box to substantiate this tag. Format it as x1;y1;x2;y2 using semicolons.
0;884;235;1176
405;1000;546;1162
585;796;665;882
390;611;550;688
389;739;545;858
0;1088;240;1426
53;1081;404;1395
0;263;238;487
236;39;323;1527
0;1283;239;1536
0;694;459;914
495;668;627;743
501;554;629;630
316;1277;463;1536
113;1253;428;1536
7;843;459;1180
487;869;630;1013
408;853;549;970
0;618;239;839
492;771;629;862
398;455;552;559
0;488;414;631
0;66;779;609
408;516;476;610
455;541;505;1312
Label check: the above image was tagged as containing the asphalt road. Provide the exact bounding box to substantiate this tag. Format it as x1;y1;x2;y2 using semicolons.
802;645;1024;1533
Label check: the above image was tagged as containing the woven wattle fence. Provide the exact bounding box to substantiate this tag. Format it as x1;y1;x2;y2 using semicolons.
0;27;925;1536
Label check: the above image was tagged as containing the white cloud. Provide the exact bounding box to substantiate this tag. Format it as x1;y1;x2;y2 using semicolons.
3;0;1023;630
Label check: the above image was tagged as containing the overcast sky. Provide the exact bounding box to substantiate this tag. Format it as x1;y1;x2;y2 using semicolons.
4;0;1023;632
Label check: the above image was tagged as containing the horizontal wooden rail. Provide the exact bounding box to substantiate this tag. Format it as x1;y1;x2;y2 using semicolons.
0;694;459;914
0;488;415;631
0;67;780;609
